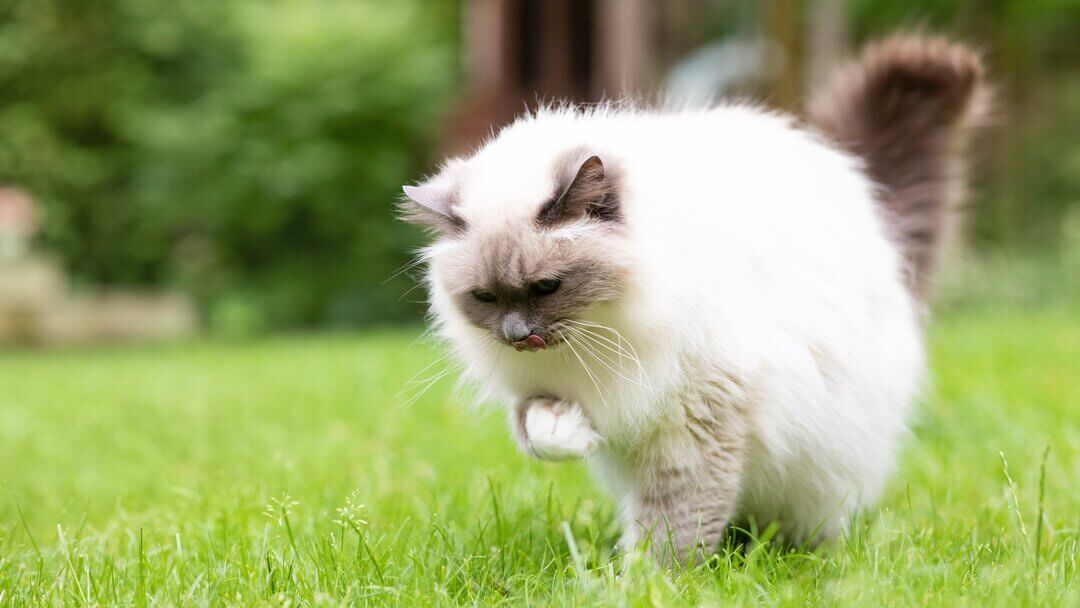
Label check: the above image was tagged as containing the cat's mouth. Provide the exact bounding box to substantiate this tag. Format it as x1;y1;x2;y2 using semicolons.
512;334;549;352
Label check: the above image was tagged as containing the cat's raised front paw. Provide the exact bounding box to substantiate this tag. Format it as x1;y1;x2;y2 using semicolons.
516;397;600;461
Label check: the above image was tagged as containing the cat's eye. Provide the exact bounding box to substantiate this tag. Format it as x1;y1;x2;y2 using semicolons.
531;279;561;296
471;289;497;303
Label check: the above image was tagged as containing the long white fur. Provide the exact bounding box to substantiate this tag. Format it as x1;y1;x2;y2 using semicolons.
424;102;924;543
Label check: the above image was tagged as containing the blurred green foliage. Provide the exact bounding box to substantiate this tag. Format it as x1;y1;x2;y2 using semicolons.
0;0;456;329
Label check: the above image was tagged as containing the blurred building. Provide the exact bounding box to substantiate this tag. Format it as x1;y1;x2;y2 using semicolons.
0;188;196;346
447;0;683;153
445;0;838;154
0;187;38;261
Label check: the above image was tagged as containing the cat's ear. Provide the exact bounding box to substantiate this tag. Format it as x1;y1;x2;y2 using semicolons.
399;177;465;234
538;155;620;226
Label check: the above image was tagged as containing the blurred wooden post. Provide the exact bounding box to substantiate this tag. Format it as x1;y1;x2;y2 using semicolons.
450;0;659;153
806;0;847;91
540;0;575;97
764;0;804;111
595;0;653;96
462;0;512;98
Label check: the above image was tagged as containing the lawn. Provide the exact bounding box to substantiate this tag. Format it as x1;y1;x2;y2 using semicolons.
0;308;1077;606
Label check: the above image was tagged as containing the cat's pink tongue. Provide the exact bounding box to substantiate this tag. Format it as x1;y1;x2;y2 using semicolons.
513;334;547;352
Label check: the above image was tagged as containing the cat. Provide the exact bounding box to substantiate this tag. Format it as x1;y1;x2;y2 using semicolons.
400;35;987;564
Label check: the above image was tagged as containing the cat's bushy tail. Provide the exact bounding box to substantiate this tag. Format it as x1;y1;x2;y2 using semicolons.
807;34;988;301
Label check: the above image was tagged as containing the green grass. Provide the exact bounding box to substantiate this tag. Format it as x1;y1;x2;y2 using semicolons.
1;309;1077;606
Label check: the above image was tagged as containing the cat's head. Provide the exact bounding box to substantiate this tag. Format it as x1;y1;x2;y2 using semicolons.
400;149;633;351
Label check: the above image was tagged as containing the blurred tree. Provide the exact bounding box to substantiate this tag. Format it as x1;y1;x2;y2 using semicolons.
0;0;457;328
0;0;238;284
130;1;456;327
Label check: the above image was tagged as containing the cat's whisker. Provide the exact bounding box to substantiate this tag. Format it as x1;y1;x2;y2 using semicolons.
563;334;642;391
563;324;641;373
403;332;491;391
565;319;645;366
385;251;434;300
404;359;462;387
404;340;470;386
397;281;427;301
573;333;653;392
562;321;646;382
481;344;504;389
562;326;637;376
563;329;651;390
561;321;631;357
403;337;502;408
402;364;461;407
404;354;465;389
570;326;652;388
553;324;576;370
561;330;613;410
569;322;646;382
382;251;430;285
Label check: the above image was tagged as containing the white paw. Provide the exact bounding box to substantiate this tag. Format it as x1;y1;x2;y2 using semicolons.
524;400;601;461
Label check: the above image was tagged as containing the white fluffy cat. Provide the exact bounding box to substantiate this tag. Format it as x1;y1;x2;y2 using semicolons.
401;35;986;563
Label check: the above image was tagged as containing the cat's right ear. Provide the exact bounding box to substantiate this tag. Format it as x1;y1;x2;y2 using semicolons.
399;178;465;234
538;155;620;227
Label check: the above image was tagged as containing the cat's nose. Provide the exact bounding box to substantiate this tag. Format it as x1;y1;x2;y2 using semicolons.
501;312;532;343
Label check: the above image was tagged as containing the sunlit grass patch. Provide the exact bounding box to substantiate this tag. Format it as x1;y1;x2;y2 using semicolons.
0;310;1077;606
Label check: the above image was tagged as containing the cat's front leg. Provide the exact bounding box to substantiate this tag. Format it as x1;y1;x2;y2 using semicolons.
619;400;747;566
510;396;601;461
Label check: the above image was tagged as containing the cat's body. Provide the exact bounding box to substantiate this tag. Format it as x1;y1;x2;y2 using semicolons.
402;36;986;562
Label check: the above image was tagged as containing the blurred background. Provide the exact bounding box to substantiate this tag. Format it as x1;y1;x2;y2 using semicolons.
1;0;1077;345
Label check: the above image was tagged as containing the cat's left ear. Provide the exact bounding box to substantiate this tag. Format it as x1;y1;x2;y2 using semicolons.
399;175;465;234
538;155;620;226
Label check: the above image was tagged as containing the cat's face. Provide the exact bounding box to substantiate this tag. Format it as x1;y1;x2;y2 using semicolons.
401;153;632;349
